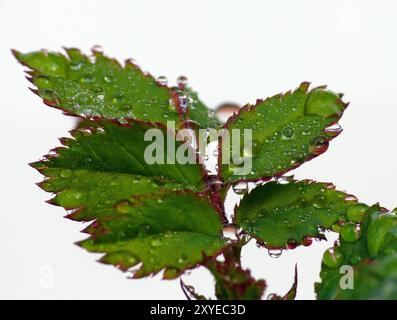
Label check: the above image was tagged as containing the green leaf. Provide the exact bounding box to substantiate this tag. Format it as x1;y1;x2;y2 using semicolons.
316;205;397;299
13;48;180;124
79;190;227;278
220;83;347;182
33;119;205;222
234;179;355;248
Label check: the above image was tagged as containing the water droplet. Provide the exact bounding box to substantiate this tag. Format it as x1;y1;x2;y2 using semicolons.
346;203;369;223
312;194;328;209
115;200;133;214
138;224;151;236
70;61;83;71
232;181;248;195
350;254;362;265
297;197;309;208
178;94;189;112
112;91;125;104
322;247;344;269
178;254;188;263
80;74;94;84
36;75;51;87
39;89;59;103
325;123;342;136
281;126;295;140
103;75;114;83
150;238;161;247
268;249;283;258
91;45;103;53
222;224;238;241
287;239;298;249
205;175;223;191
156;75;168;86
163;267;180;279
60;169;72;178
215;103;240;123
256;239;265;248
344;195;358;202
74;92;94;110
340;222;361;243
177;75;188;89
110;177;120;186
309;136;329;156
302;236;313;246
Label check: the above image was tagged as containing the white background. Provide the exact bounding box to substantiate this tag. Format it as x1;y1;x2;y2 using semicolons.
0;0;396;299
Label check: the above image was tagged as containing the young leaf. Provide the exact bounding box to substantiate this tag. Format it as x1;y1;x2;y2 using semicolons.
220;83;347;182
79;191;227;278
13;48;180;124
316;205;397;299
234;179;356;248
205;256;266;300
33;119;205;221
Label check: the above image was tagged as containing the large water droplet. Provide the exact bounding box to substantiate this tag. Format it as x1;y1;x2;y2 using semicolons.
74;92;94;110
222;224;238;241
309;136;329;156
302;236;313;246
215;103;240;123
156;75;168;86
287;239;298;249
91;45;104;53
205;175;223;191
115;200;133;214
268;249;283;258
177;75;188;89
281;126;295;140
232;181;248;195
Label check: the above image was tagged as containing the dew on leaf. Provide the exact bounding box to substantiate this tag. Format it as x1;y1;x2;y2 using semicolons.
115;200;133;214
60;169;72;178
74;92;94;110
156;75;168;86
309;136;329;156
287;239;298;249
177;75;188;89
232;181;248;195
150;238;161;247
178;254;188;264
222;224;238;241
302;236;313;246
215;103;240;123
268;249;283;259
281;126;295;140
312;194;328;209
